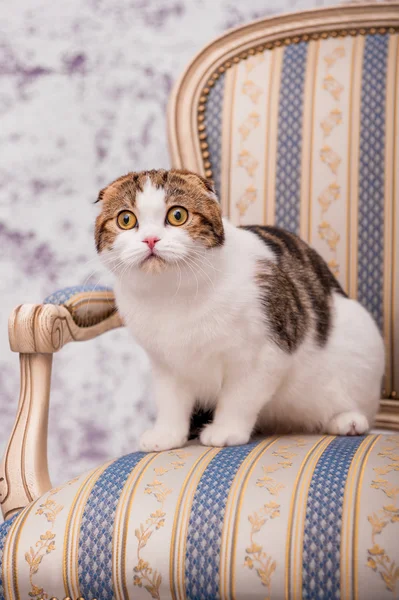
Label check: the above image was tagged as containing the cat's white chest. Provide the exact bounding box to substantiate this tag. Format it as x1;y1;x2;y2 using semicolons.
124;297;225;357
115;283;257;401
120;288;219;351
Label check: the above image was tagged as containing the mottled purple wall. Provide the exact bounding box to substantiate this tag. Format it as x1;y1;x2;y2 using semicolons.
1;0;352;518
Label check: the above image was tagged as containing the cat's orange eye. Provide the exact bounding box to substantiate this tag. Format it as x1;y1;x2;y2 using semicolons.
166;206;188;226
117;211;137;230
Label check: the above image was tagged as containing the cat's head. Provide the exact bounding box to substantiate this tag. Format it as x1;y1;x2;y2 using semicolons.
95;169;224;275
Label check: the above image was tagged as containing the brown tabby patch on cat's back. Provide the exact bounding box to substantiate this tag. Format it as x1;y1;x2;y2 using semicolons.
247;225;347;352
95;169;224;253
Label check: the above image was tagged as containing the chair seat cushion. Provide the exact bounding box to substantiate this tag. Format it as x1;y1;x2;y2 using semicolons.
1;434;398;599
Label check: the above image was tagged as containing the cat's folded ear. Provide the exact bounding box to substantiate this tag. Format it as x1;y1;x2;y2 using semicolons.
197;175;216;196
94;188;107;204
173;169;218;200
94;173;132;204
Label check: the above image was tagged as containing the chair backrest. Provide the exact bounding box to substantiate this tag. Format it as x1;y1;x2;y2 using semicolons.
168;2;399;408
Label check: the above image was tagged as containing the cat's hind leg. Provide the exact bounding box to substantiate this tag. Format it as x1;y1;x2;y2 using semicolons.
326;410;369;436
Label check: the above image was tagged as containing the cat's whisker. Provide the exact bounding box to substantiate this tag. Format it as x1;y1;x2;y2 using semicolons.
190;253;222;278
189;248;222;272
81;276;113;324
173;259;183;298
180;256;199;298
78;255;121;309
118;261;134;283
184;255;215;289
80;253;130;319
189;257;221;275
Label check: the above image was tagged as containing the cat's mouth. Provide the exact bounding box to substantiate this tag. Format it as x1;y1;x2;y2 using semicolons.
140;252;167;272
143;252;165;263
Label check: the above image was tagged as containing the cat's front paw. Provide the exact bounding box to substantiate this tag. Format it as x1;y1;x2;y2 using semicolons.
200;423;250;447
140;427;188;452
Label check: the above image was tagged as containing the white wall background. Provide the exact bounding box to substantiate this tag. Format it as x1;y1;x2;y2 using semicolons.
1;0;362;521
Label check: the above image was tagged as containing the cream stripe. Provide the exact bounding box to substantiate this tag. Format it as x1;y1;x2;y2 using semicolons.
284;435;329;600
171;447;220;600
292;436;334;600
263;50;276;225
169;448;214;600
340;435;378;600
392;36;399;397
3;495;45;600
221;66;238;218
353;435;381;600
119;453;159;600
265;47;284;225
300;40;319;242
383;34;398;398
169;448;213;600
2;507;30;600
346;38;357;293
177;448;221;600
348;36;365;299
63;460;115;599
113;453;156;600
229;53;271;226
220;438;278;600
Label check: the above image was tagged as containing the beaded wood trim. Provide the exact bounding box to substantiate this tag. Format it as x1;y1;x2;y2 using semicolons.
383;390;397;400
197;25;399;179
40;597;97;600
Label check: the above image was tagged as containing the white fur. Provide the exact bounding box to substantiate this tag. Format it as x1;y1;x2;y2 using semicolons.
101;180;385;451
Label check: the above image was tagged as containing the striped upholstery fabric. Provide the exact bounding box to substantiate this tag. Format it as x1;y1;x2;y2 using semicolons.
1;435;398;599
204;30;399;400
44;285;116;327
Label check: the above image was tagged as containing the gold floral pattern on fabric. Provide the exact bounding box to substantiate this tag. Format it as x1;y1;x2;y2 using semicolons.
244;438;307;599
320;146;341;175
318;182;341;213
321;108;343;137
236;185;257;217
242;80;263;104
324;46;346;70
317;44;346;277
25;478;79;599
133;450;191;600
239;113;261;141
318;221;340;251
367;436;399;595
237;149;259;177
322;74;344;101
235;54;265;219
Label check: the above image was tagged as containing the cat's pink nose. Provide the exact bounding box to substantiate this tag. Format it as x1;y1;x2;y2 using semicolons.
143;236;160;251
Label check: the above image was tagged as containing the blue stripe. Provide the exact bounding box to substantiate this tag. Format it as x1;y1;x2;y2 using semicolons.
78;452;145;600
204;74;226;199
0;513;19;600
185;441;261;599
302;436;365;599
275;42;308;233
357;34;389;331
44;284;111;305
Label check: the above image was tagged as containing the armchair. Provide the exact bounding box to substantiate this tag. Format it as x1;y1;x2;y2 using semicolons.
1;4;399;599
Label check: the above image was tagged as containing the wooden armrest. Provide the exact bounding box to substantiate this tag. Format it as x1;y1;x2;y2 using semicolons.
9;303;123;354
0;304;123;520
0;354;52;519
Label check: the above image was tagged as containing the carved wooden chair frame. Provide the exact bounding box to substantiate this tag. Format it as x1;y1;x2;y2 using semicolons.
1;2;399;521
